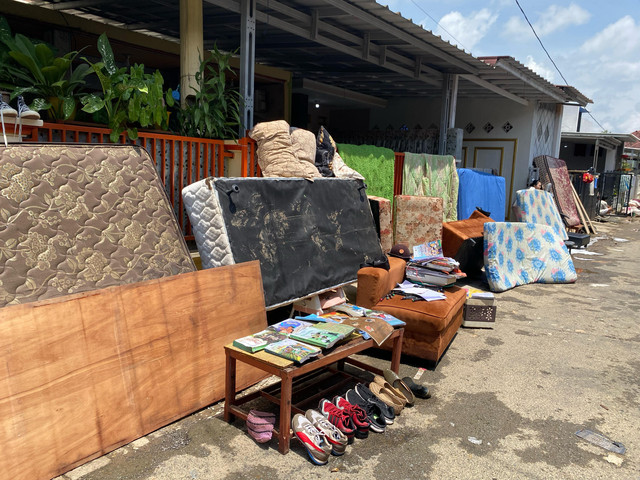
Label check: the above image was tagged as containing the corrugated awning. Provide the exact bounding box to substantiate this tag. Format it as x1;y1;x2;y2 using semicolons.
24;0;590;107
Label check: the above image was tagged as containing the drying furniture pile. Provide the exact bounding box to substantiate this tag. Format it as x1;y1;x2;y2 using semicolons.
0;144;268;480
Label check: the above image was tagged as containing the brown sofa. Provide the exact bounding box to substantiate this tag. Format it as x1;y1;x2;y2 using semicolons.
442;210;494;275
356;256;467;363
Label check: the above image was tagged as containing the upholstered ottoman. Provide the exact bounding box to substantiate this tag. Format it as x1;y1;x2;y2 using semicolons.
356;256;466;363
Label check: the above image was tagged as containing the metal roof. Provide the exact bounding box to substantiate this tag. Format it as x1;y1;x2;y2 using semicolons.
24;0;589;107
561;132;638;150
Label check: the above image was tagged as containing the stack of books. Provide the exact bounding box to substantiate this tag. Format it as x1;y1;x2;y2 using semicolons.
406;256;466;287
233;318;356;363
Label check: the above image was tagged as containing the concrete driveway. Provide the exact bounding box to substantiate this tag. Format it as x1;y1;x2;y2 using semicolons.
58;218;640;480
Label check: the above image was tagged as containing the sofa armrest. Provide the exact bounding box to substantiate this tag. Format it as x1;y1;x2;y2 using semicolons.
356;256;406;308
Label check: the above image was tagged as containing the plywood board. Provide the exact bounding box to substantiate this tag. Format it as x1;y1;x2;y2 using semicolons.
0;261;268;480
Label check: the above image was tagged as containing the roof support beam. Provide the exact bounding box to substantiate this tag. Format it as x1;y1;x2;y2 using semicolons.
321;0;478;74
461;74;529;106
206;0;441;87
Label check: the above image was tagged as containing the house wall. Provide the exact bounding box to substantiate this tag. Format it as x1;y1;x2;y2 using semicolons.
455;97;539;220
368;96;564;219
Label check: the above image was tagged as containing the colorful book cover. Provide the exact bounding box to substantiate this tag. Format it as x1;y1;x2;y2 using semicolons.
332;303;367;317
362;309;406;327
232;329;287;353
265;338;321;363
290;326;344;348
268;319;313;335
314;322;356;337
233;335;268;353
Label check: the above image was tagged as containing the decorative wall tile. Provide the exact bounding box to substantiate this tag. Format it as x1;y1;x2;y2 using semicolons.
483;122;494;133
502;121;513;133
465;122;475;134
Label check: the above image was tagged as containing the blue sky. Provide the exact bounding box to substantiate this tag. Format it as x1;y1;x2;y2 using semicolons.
381;0;639;134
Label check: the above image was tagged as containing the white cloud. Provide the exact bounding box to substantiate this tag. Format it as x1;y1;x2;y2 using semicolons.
580;15;640;56
524;55;555;82
504;3;590;40
435;8;498;52
560;16;640;133
535;3;590;36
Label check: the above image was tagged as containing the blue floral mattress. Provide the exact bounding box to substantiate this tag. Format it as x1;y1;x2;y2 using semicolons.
484;222;576;292
512;189;568;240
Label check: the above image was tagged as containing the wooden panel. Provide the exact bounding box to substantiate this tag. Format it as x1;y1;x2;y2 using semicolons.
0;261;268;480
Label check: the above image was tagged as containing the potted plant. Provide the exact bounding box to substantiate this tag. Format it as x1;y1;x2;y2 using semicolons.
0;16;92;120
168;44;242;140
81;33;172;142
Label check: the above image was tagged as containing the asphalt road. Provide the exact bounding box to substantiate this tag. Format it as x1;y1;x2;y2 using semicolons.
58;217;640;480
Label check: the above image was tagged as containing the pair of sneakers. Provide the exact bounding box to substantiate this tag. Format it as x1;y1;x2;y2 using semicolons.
292;410;348;465
319;394;374;440
1;96;40;147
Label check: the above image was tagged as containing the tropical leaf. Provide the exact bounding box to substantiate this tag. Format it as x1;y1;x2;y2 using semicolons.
97;33;117;75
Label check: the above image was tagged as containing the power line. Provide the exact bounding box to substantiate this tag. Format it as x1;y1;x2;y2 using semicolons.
409;0;470;52
514;0;606;131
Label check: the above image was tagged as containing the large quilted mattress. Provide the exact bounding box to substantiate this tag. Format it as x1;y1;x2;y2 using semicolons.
512;189;568;240
533;155;580;227
183;177;383;308
484;222;576;292
456;168;505;221
0;144;195;308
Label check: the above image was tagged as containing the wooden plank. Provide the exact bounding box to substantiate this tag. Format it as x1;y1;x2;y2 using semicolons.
0;262;268;480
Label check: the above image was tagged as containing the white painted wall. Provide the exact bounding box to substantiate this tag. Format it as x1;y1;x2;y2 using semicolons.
369;95;564;219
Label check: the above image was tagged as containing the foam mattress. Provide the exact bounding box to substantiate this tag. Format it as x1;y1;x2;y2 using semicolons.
0;144;195;308
533;155;580;227
457;168;505;221
183;177;383;308
484;222;576;292
512;189;568;240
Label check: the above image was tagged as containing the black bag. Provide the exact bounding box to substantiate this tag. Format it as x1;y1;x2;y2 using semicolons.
315;126;336;177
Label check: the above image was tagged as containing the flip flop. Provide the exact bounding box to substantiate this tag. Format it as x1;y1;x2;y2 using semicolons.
402;376;431;399
383;369;415;406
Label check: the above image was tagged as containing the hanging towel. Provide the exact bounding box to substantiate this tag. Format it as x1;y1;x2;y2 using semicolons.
403;153;459;221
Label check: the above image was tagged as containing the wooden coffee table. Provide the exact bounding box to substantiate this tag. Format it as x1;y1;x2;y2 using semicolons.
224;328;404;454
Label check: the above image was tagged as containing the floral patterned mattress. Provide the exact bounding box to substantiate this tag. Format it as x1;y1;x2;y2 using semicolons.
0;144;195;308
512;189;568;240
484;222;576;292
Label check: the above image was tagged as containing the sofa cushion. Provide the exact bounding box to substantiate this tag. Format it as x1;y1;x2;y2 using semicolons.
289;127;317;164
393;195;443;253
249;120;320;179
356;256;406;308
374;286;467;334
368;195;393;253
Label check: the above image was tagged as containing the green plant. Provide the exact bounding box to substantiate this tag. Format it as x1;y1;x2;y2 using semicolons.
168;44;242;139
81;33;172;142
0;16;91;120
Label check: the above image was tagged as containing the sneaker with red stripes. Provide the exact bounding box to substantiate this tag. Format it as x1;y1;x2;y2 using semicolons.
319;398;356;443
292;413;332;465
305;409;348;455
333;395;370;439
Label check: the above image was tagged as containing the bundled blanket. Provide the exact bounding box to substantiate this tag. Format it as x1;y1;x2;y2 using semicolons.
403;153;459;221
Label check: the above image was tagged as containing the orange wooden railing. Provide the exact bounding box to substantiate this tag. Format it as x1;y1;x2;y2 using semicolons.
27;122;258;240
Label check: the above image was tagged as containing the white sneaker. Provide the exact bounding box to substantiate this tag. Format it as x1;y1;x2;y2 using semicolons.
1;99;18;147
